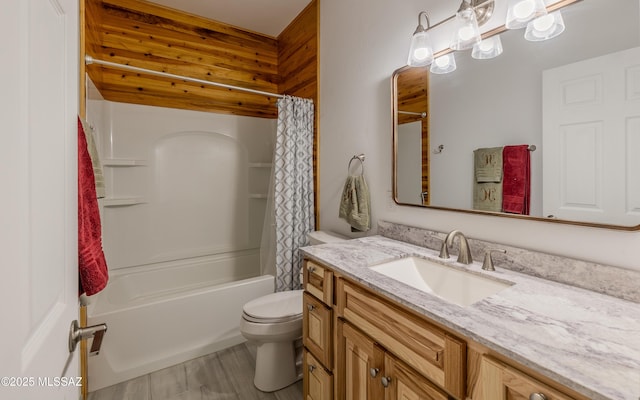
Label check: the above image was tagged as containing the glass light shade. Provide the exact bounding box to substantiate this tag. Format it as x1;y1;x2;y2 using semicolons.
430;54;457;74
525;11;565;41
408;29;434;67
450;5;482;50
506;0;547;29
472;35;504;59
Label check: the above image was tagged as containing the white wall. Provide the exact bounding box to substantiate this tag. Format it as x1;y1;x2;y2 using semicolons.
319;0;640;272
86;98;276;270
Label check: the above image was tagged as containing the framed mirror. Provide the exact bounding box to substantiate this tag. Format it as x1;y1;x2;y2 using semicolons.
392;0;640;230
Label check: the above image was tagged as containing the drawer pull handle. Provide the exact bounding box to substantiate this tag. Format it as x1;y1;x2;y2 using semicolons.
529;394;548;400
308;365;316;373
308;266;316;273
307;304;315;312
370;368;379;378
381;376;391;388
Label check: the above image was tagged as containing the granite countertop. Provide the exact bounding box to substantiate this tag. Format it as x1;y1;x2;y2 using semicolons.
300;235;640;400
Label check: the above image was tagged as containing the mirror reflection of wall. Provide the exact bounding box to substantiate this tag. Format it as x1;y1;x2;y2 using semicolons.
396;121;423;204
393;0;640;228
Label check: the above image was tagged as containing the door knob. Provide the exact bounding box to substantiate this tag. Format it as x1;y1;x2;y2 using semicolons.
68;320;107;353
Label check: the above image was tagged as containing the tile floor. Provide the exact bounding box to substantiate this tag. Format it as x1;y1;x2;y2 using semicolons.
87;343;302;400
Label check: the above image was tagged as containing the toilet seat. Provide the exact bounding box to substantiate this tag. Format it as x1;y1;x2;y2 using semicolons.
242;289;303;324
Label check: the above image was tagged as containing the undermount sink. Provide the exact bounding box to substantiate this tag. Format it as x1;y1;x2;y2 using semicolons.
369;256;513;307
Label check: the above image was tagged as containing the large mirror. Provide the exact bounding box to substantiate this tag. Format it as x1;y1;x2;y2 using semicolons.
393;0;640;229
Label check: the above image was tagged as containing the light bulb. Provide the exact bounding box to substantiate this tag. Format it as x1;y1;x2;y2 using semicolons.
472;35;503;60
506;0;547;30
479;40;494;52
458;26;476;41
513;0;535;19
431;54;456;74
413;48;430;61
525;11;565;41
436;56;451;68
532;14;555;31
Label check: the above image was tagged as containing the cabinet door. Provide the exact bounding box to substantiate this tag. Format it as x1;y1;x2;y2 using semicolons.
480;356;575;400
304;350;333;400
383;353;449;400
337;278;466;399
339;320;385;400
304;292;333;368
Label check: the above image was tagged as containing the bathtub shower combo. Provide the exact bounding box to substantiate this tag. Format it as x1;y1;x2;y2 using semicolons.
85;99;278;391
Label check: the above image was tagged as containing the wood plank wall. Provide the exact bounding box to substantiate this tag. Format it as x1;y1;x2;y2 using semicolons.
83;0;319;216
85;0;281;117
277;1;320;225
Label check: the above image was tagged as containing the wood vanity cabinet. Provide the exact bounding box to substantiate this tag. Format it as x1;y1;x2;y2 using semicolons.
305;259;334;304
336;277;465;399
338;319;449;400
304;350;333;400
303;260;335;400
302;258;584;400
475;356;576;400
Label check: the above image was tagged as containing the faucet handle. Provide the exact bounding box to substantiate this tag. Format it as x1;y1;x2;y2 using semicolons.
482;249;506;271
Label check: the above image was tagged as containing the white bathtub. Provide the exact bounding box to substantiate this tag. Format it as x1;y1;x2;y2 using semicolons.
86;250;274;391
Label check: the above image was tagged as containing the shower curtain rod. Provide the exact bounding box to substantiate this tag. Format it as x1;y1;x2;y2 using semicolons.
398;111;427;117
84;55;285;99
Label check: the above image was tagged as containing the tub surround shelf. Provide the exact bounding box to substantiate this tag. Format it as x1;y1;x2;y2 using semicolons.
300;236;640;400
249;194;268;199
101;197;146;207
102;158;147;167
248;163;273;168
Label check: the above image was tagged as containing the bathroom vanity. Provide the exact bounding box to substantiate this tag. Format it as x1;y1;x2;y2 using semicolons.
300;233;640;400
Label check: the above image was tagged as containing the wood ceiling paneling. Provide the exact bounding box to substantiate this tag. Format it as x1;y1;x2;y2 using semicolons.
85;0;318;118
396;66;428;125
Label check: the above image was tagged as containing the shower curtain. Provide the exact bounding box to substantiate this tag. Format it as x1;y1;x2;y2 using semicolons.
265;95;315;292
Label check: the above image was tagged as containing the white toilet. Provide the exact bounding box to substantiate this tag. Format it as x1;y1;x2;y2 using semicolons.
239;230;347;392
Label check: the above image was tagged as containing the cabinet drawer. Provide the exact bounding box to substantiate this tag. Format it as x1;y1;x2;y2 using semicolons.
303;292;333;369
480;356;576;400
304;259;334;304
385;353;449;400
304;350;333;400
337;279;465;399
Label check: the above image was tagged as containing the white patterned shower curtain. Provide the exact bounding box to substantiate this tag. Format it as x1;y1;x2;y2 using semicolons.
268;95;315;292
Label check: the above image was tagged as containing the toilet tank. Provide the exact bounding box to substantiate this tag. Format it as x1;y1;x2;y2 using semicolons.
307;230;348;245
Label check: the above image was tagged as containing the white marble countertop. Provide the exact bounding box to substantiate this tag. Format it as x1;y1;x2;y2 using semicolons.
300;235;640;400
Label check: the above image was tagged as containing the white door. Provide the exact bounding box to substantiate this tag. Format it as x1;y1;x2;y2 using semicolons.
0;0;80;399
542;46;640;225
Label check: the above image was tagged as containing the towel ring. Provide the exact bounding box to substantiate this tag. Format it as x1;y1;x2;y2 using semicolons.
348;154;365;176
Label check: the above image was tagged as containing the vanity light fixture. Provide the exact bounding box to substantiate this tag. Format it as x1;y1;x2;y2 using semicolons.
430;54;457;74
450;0;483;51
407;11;435;67
406;0;575;70
524;11;565;41
472;35;504;59
506;0;547;29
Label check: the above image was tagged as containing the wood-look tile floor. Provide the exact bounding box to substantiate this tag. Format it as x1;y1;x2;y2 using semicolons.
87;343;302;400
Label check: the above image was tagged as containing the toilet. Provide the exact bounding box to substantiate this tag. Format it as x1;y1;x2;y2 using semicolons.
239;230;347;392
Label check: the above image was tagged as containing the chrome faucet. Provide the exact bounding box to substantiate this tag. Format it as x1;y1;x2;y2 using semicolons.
439;230;473;264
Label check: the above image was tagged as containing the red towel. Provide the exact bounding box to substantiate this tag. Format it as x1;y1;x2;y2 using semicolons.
78;117;109;296
502;145;530;215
